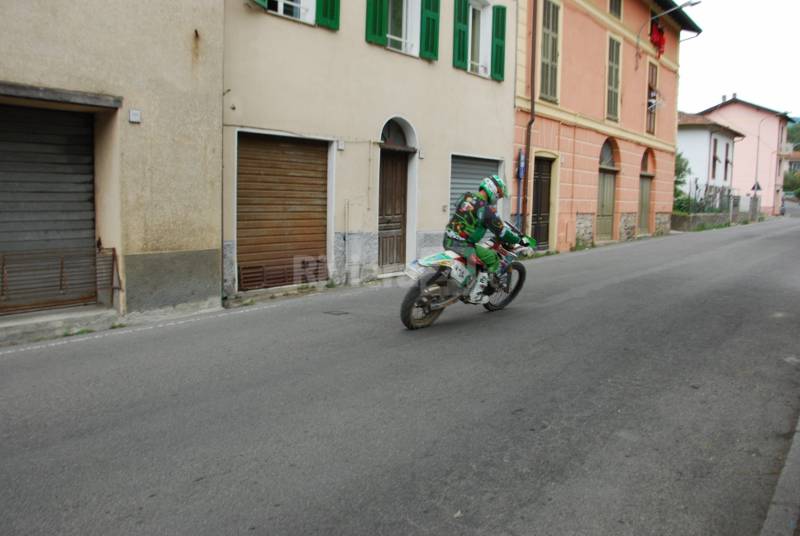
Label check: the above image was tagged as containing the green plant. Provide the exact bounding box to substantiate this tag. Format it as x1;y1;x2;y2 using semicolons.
64;328;94;337
325;279;337;289
241;298;255;306
110;322;127;329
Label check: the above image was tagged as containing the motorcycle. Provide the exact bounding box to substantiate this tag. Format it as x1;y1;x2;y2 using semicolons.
400;221;535;329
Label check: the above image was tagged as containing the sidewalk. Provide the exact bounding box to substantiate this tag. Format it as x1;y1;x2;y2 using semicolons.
760;411;800;535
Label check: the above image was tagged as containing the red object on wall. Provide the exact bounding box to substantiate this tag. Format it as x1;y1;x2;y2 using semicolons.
650;21;666;58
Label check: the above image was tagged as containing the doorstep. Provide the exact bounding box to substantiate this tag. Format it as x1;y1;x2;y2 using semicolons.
0;305;120;348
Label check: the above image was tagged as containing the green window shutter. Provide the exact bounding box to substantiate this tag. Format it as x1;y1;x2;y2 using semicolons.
420;0;440;61
366;0;388;46
316;0;340;30
453;0;469;69
490;5;507;81
251;0;269;8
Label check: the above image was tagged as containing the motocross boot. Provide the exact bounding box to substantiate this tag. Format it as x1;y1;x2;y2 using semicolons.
468;272;490;304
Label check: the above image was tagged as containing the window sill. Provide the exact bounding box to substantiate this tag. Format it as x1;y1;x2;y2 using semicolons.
456;67;498;82
540;96;559;105
382;44;422;61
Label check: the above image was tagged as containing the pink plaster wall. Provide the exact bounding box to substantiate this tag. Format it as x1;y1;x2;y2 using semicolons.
704;102;789;215
515;0;680;251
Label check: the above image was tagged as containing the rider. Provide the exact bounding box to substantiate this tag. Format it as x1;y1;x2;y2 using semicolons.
443;175;528;304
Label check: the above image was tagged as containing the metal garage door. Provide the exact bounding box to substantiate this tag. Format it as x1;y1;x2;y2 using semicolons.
450;155;500;212
0;104;100;314
236;133;328;291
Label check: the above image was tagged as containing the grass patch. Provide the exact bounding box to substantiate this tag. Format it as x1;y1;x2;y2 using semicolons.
241;298;256;307
325;279;337;289
64;328;94;337
110;322;127;329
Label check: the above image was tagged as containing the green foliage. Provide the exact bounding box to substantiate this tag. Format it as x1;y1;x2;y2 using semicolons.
788;123;800;147
674;152;691;195
673;195;691;213
673;152;693;212
784;170;800;193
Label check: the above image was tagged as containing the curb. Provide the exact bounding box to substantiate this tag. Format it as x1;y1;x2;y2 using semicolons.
760;413;800;535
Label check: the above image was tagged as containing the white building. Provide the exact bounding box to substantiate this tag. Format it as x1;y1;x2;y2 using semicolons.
677;112;744;209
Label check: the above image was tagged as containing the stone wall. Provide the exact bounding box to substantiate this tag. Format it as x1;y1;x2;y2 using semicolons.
655;213;671;236
575;213;594;246
619;213;637;241
671;213;731;231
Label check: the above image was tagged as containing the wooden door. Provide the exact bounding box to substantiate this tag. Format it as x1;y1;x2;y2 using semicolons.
532;158;552;249
638;177;652;234
378;150;408;272
597;172;616;241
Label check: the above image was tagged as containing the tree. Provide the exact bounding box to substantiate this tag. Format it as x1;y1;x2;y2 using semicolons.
788;123;800;149
674;151;691;198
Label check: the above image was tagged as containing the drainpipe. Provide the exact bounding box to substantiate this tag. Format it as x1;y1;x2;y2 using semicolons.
522;0;537;236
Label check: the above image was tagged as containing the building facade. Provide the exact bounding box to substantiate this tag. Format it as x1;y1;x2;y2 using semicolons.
676;112;743;208
699;96;793;216
222;0;517;296
513;0;700;250
0;1;224;316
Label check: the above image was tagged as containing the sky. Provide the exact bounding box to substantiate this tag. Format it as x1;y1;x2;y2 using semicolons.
676;0;800;117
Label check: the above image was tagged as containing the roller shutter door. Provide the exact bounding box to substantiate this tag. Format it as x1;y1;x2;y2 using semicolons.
237;134;328;290
0;104;97;314
449;155;500;211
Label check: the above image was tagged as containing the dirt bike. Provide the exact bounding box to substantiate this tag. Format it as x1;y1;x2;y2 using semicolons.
400;222;535;329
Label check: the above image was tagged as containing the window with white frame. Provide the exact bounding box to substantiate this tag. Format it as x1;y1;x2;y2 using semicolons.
387;0;422;55
467;0;492;76
265;0;315;24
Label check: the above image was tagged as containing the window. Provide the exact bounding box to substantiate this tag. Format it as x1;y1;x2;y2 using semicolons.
387;0;411;52
724;143;730;181
607;37;621;121
452;1;506;80
540;0;560;101
712;138;718;179
469;6;483;73
254;0;339;29
367;0;439;60
610;0;622;18
646;63;657;134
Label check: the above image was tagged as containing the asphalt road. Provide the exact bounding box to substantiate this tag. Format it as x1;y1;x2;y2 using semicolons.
2;217;800;536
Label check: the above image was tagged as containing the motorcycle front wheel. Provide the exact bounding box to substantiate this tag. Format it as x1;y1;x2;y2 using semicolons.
484;261;526;312
400;272;446;330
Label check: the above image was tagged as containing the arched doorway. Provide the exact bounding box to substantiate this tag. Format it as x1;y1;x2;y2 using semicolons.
639;149;655;235
378;119;416;273
597;139;619;241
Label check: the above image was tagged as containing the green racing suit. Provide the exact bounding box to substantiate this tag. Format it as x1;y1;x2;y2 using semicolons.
443;191;521;275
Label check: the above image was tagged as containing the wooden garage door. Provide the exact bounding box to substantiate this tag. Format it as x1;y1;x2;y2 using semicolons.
236;134;328;291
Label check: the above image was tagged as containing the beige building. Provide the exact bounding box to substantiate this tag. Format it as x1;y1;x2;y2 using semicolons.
222;0;518;296
0;1;224;315
0;0;518;317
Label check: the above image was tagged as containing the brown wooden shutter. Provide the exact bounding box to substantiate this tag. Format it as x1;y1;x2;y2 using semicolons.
236;134;328;290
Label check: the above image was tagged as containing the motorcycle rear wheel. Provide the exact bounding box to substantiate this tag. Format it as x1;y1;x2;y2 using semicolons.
401;273;446;330
483;261;526;312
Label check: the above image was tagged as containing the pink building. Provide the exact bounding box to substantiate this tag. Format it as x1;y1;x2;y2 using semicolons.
513;0;700;251
700;96;793;216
